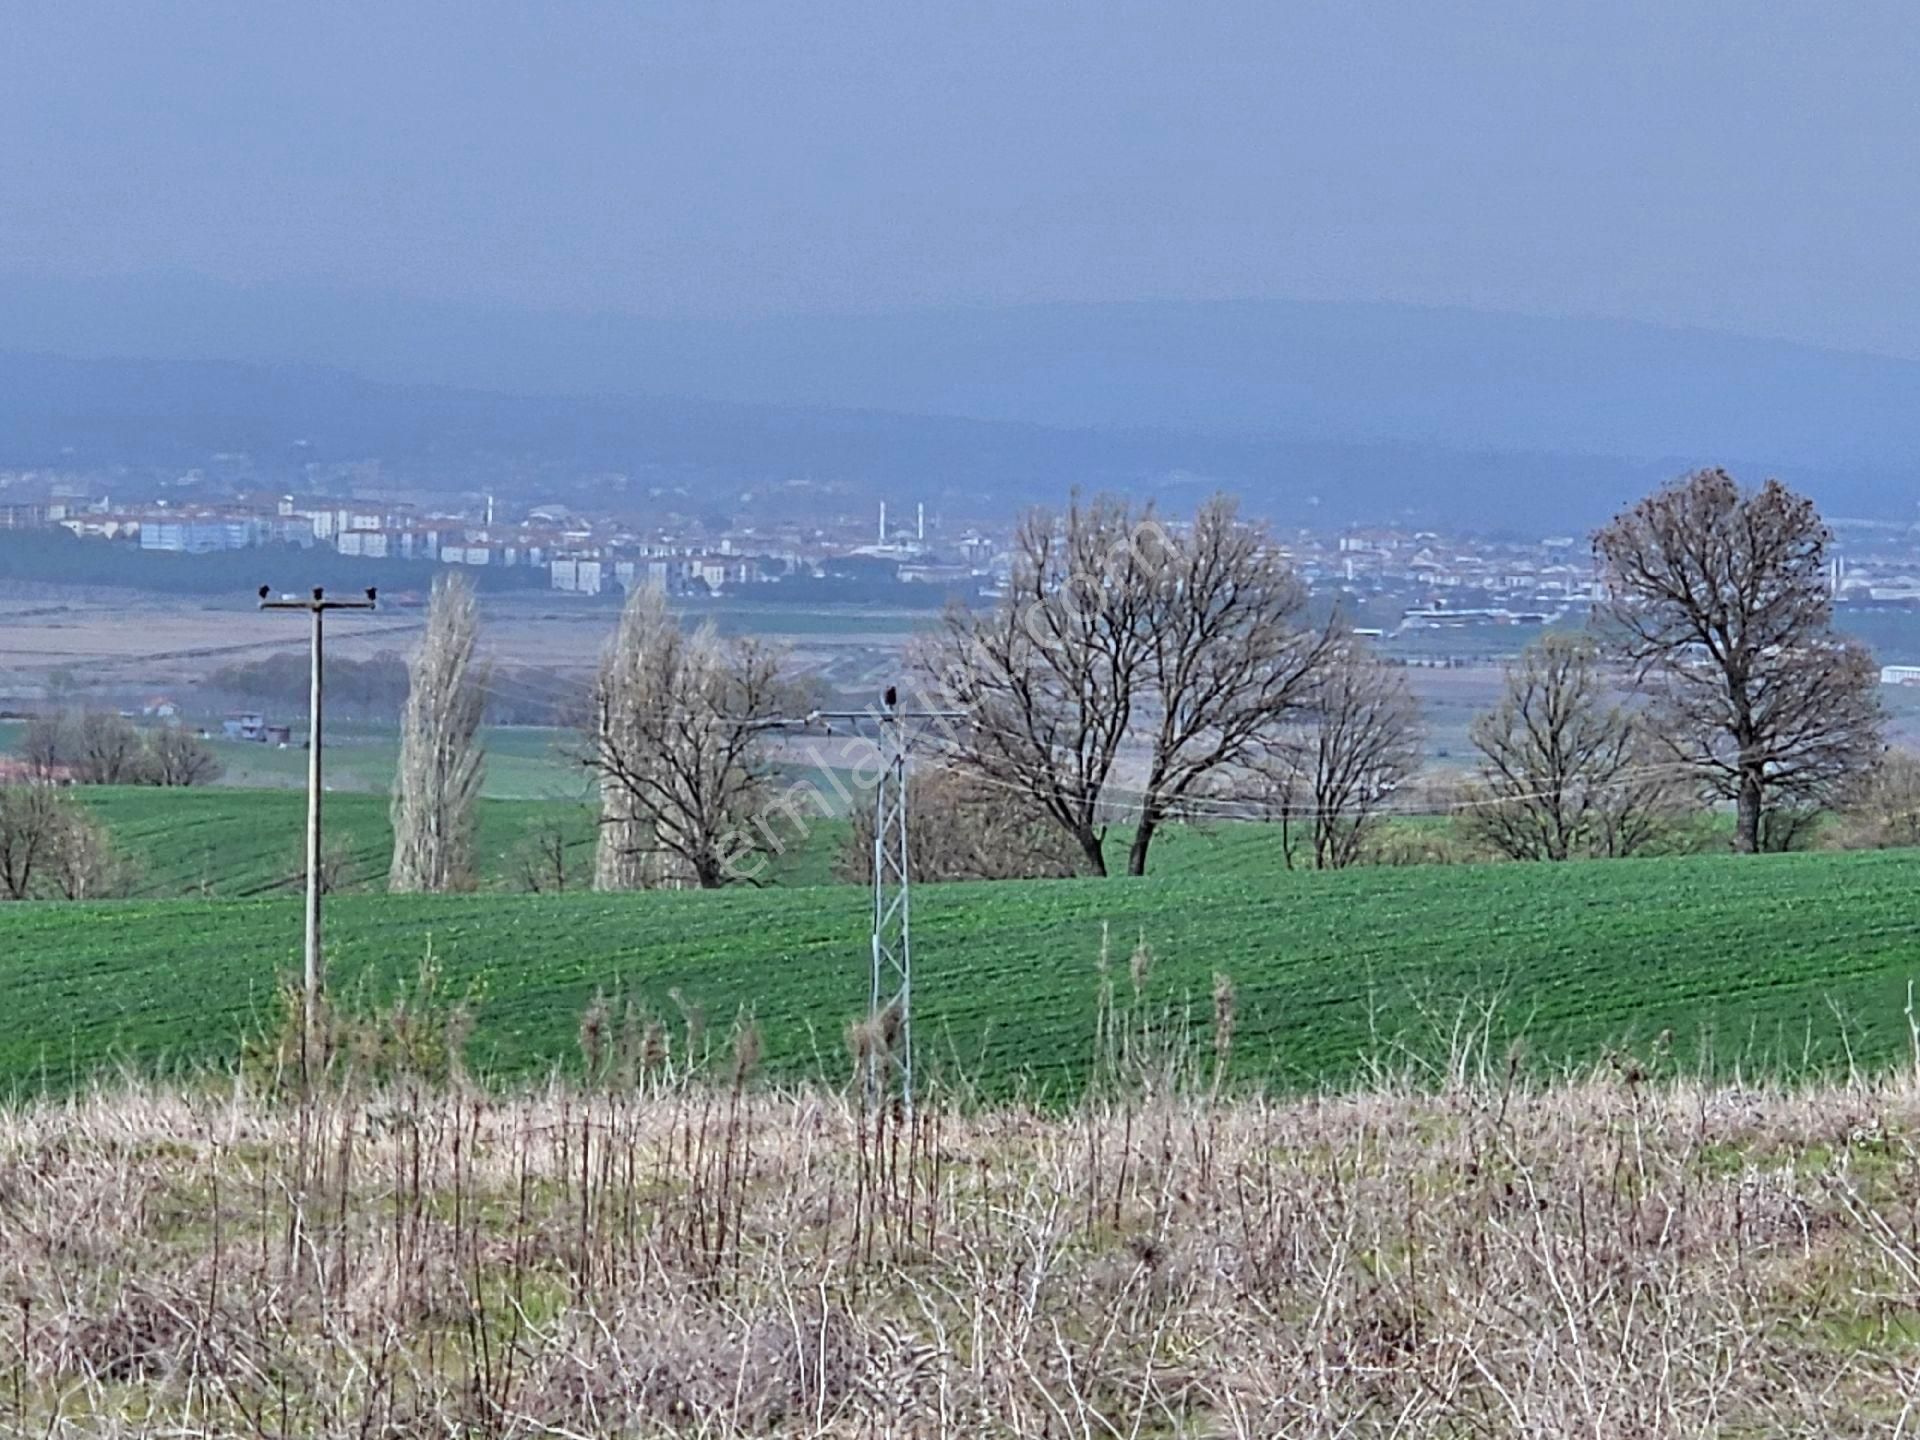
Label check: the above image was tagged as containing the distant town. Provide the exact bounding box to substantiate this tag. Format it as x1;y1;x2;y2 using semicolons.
6;466;1920;666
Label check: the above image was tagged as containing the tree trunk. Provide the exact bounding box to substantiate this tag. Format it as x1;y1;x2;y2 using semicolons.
1076;826;1108;877
1735;764;1764;854
1126;814;1158;876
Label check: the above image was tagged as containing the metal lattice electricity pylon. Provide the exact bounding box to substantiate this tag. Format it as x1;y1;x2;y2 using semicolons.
812;688;961;1118
870;705;912;1112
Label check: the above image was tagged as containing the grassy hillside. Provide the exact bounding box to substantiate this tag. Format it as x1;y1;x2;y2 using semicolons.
4;846;1919;1097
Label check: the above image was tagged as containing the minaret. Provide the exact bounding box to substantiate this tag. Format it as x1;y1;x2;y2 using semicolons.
917;502;925;541
879;501;887;544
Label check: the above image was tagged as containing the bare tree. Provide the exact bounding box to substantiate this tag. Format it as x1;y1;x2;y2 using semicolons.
71;712;151;785
289;834;357;897
1274;640;1421;870
927;496;1158;876
1829;748;1920;851
390;573;488;893
0;784;66;899
1463;633;1690;861
515;817;577;893
146;726;223;787
931;493;1339;876
0;785;122;900
839;764;1087;883
588;585;785;889
1595;469;1881;853
1130;495;1341;874
19;714;69;780
592;586;673;891
46;804;125;899
1262;765;1310;871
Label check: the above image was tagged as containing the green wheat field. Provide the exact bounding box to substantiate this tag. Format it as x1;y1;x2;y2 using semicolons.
3;782;1918;1098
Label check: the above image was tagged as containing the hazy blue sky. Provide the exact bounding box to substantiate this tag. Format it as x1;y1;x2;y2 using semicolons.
4;1;1917;355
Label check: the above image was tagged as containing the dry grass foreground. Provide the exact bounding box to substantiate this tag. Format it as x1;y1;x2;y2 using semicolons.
5;1065;1920;1436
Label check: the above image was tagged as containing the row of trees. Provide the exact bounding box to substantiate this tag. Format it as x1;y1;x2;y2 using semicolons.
906;468;1888;874
210;650;574;725
1;713;212;903
0;572;769;902
2;572;535;903
386;572;762;897
6;467;1879;901
566;467;1889;889
19;711;223;787
570;495;1425;889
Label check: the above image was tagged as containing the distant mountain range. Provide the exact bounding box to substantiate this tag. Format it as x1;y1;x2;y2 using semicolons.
0;276;1914;531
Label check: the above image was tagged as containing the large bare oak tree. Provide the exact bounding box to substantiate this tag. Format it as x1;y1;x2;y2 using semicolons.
1130;496;1342;874
929;492;1339;876
927;496;1157;876
1594;469;1880;853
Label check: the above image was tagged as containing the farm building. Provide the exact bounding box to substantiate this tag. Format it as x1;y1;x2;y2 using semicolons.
222;712;291;744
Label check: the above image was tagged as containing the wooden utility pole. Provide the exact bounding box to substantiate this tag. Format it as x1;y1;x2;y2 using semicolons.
259;584;376;1073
